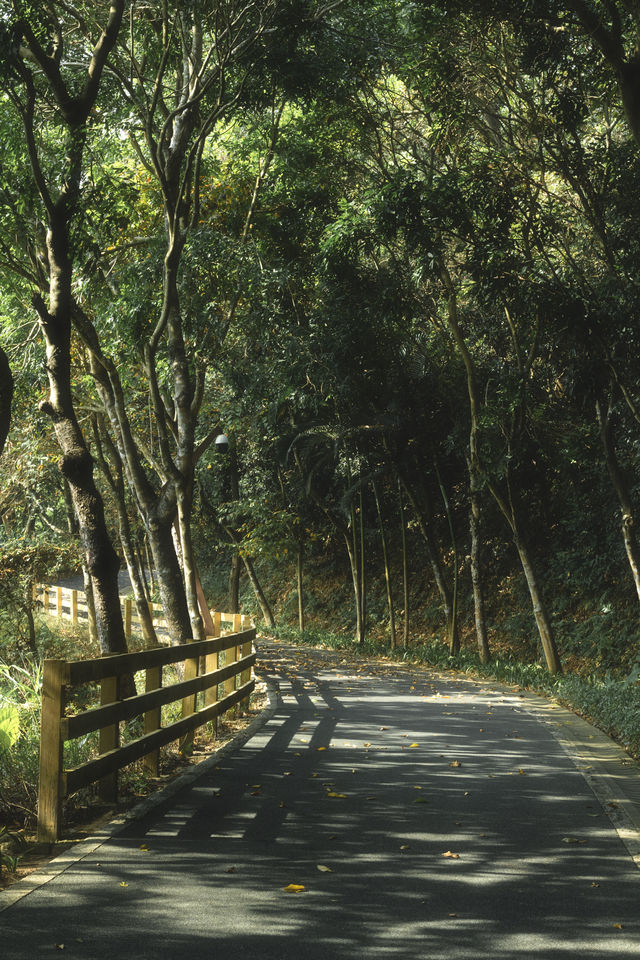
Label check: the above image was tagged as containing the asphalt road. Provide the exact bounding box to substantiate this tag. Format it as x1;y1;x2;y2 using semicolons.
3;639;640;959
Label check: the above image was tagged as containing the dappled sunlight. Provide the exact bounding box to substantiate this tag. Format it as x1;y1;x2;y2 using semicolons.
3;638;640;958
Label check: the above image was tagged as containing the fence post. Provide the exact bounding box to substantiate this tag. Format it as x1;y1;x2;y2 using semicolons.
57;587;63;618
98;664;120;802
42;585;49;617
205;612;221;738
232;613;243;717
240;622;253;713
37;660;66;844
71;589;78;625
123;597;132;638
180;639;199;754
143;665;162;776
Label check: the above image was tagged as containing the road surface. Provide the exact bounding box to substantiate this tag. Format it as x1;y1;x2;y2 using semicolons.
2;639;640;958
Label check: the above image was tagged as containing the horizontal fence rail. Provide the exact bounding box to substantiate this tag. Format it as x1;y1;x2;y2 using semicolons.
37;611;256;843
33;583;167;637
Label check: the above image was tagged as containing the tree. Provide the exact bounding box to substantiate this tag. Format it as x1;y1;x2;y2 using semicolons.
0;0;128;654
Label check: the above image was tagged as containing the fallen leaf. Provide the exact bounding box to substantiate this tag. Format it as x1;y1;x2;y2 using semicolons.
613;923;623;930
518;769;527;775
139;844;149;852
317;747;327;751
226;866;236;874
561;837;586;844
400;844;410;850
54;946;65;951
283;884;305;893
119;882;129;887
450;760;462;768
413;797;429;804
317;864;332;872
442;851;460;859
326;792;347;798
591;882;600;888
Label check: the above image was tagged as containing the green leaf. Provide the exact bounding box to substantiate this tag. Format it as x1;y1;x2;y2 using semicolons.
0;704;20;755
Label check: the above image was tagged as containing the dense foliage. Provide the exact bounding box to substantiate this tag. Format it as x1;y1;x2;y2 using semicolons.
1;0;640;833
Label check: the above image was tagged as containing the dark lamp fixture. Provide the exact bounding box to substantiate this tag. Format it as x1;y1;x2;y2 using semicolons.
215;433;229;454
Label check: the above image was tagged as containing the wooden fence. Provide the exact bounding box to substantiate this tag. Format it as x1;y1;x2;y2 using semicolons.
37;611;255;843
33;582;167;637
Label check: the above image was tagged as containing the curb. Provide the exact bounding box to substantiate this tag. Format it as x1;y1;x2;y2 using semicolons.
0;676;279;913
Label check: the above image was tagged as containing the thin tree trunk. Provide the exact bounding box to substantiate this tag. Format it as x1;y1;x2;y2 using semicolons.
398;479;409;646
401;478;456;647
176;492;205;641
359;486;366;638
373;480;397;649
349;500;365;644
297;539;305;633
92;418;158;648
514;531;562;674
0;344;12;457
242;554;276;627
467;454;490;662
345;530;364;644
596;397;640;602
434;460;459;655
82;565;98;648
229;552;241;614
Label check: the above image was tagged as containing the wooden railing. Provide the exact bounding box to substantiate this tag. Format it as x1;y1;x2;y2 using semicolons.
37;612;255;843
33;582;167;637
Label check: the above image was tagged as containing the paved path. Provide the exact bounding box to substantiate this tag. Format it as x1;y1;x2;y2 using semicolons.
3;640;640;958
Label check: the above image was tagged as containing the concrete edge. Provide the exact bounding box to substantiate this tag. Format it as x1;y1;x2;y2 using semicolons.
0;675;280;913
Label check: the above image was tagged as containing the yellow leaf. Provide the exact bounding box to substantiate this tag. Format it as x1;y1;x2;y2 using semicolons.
139;844;149;852
283;883;305;893
327;792;347;798
316;864;332;872
317;747;327;751
408;743;419;748
119;882;129;887
442;851;460;859
613;923;623;930
450;760;462;768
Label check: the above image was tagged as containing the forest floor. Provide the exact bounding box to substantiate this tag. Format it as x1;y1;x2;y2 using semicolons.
2;637;640;957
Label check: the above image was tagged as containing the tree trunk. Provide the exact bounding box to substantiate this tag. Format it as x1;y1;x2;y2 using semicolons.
297;539;305;633
92;417;158;648
514;531;562;674
82;565;98;649
229;552;241;614
242;554;276;627
398;479;409;647
596;397;640;602
401;478;457;648
147;515;192;644
467;455;490;663
176;491;205;641
373;480;396;649
37;303;126;655
344;531;364;644
0;344;13;457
